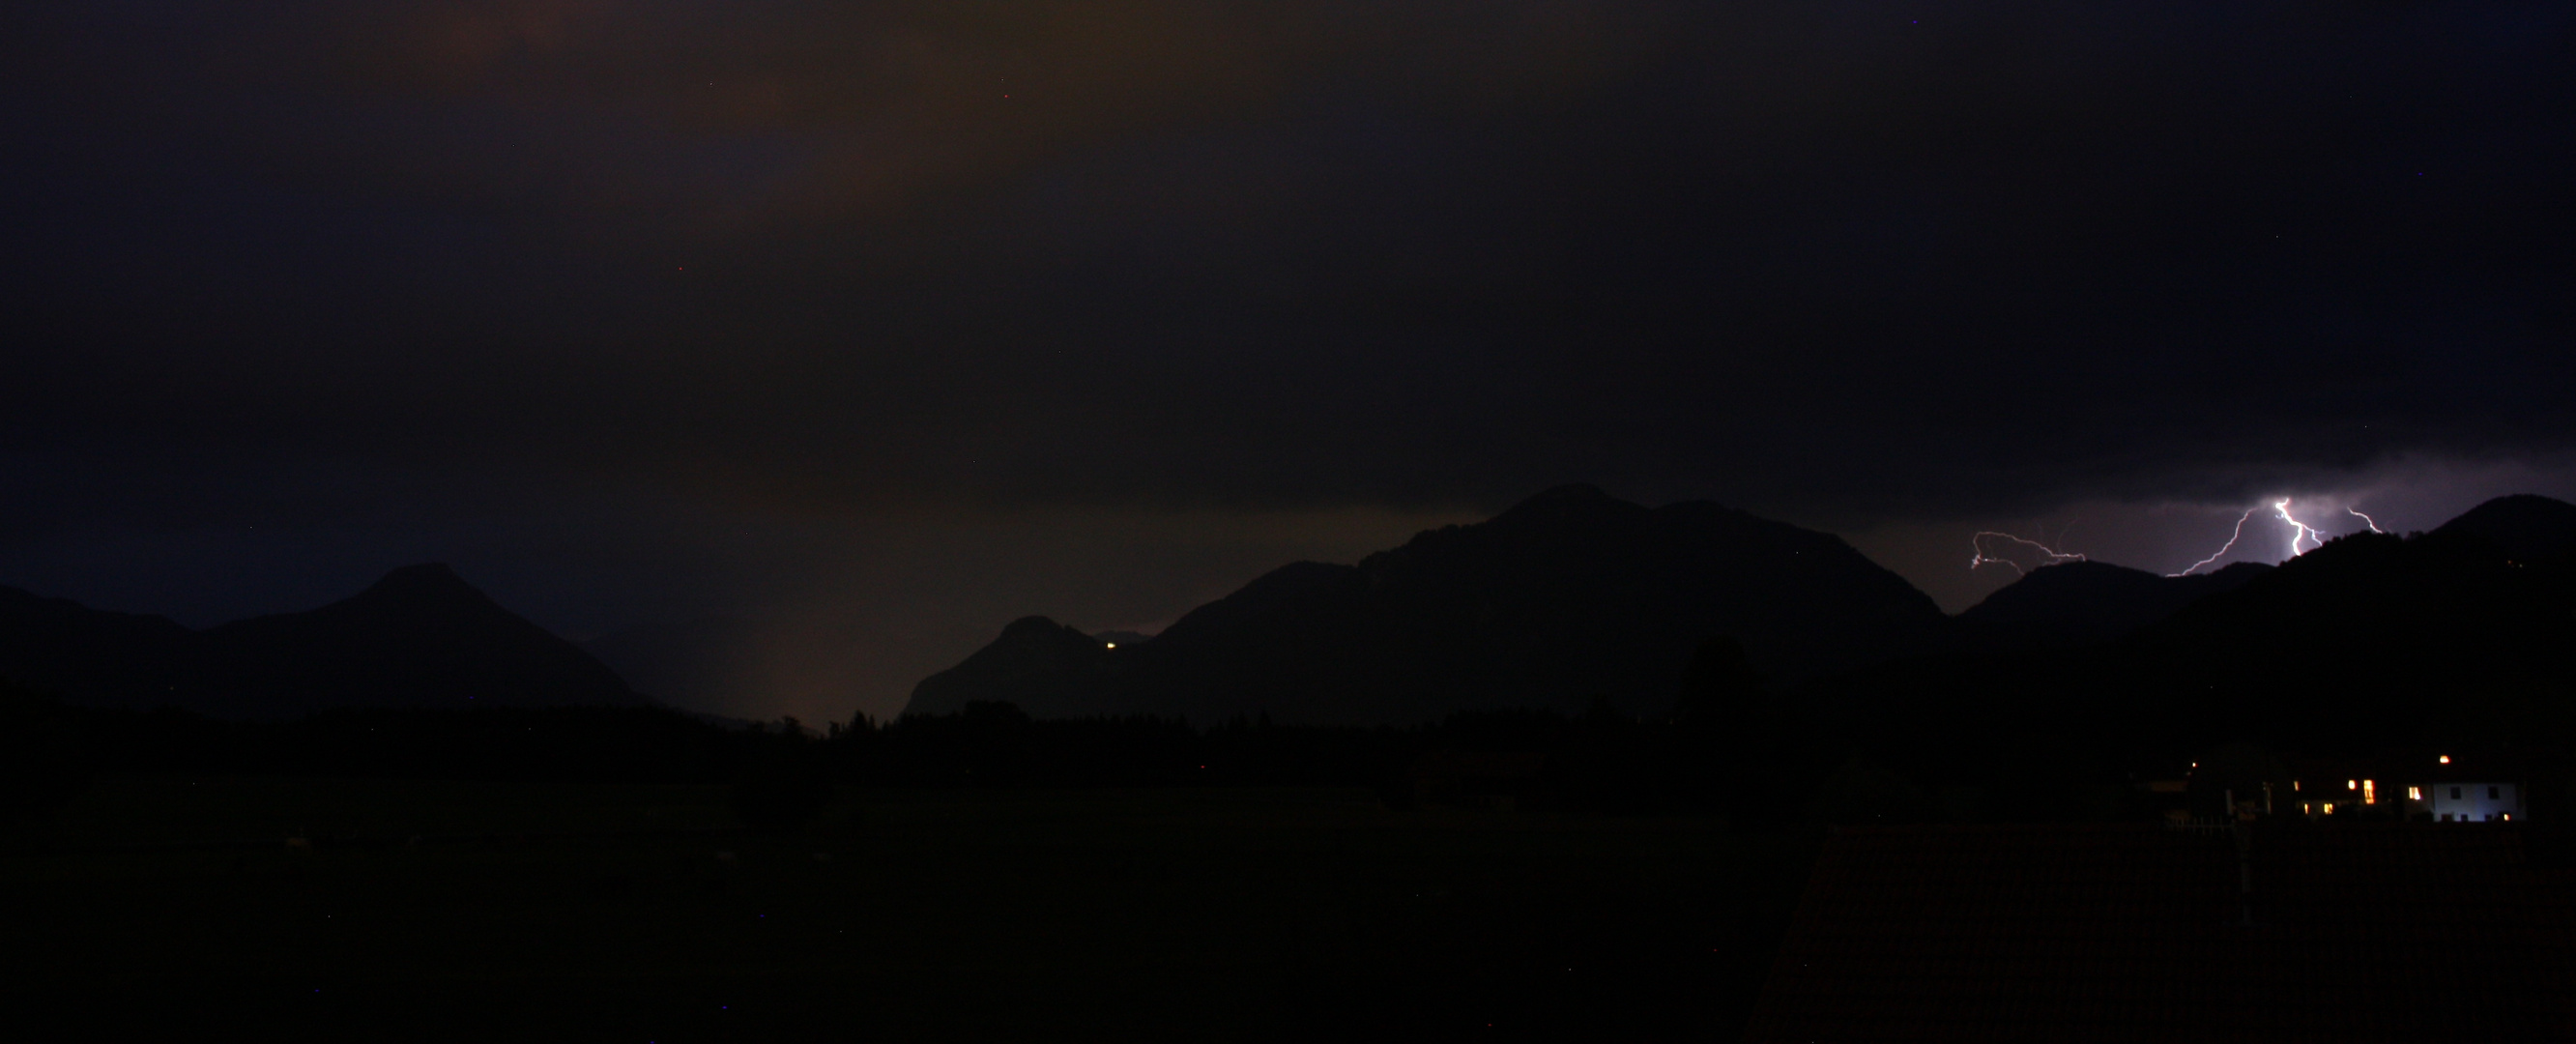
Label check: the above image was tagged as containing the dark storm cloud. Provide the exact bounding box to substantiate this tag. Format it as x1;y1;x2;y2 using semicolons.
4;2;2572;717
9;1;2571;519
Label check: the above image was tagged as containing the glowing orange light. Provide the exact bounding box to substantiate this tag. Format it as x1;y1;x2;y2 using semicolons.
2440;755;2451;765
1105;643;1116;649
2347;780;2357;790
2363;780;2375;804
2409;786;2422;801
2324;803;2335;814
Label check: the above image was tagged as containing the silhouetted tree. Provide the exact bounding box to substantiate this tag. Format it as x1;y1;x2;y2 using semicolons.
1672;635;1794;820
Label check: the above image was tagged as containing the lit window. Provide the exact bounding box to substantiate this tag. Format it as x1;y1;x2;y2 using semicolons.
2440;755;2450;765
2363;780;2375;803
2347;780;2357;790
2503;814;2511;822
2409;786;2421;801
2293;780;2301;792
2324;803;2335;815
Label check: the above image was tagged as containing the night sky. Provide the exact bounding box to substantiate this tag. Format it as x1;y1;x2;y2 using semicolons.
6;2;2571;723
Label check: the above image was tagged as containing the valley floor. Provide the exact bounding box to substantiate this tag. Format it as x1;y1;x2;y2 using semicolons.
1;779;1812;1042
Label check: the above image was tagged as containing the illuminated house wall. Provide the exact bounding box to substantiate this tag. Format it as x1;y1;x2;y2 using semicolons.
2302;781;2521;822
2417;782;2521;823
2278;757;2527;823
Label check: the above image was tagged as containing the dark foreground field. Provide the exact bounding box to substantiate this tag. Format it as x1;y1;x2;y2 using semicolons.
2;781;1812;1042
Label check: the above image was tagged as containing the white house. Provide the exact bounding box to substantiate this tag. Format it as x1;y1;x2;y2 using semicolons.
2409;780;2521;823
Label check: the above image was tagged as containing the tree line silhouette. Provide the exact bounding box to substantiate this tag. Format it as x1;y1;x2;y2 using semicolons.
0;638;1808;832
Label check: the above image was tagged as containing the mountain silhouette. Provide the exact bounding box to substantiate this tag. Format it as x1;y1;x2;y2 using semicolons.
2117;515;2576;752
0;564;643;717
0;587;226;709
205;564;642;715
909;484;1951;723
1954;560;2272;652
1814;495;2576;787
907;616;1126;719
2432;493;2576;567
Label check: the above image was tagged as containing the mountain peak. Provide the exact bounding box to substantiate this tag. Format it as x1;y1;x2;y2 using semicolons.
964;617;1114;668
366;563;472;593
200;563;640;713
912;485;1948;722
907;616;1116;718
2433;494;2576;566
343;563;505;617
1956;556;2272;652
1520;482;1619;505
1486;483;1648;531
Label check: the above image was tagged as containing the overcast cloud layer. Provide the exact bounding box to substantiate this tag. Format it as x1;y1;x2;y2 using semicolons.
5;2;2571;721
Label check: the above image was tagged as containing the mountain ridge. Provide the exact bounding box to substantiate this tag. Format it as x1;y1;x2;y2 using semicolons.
0;565;645;717
1954;560;2274;652
908;486;1953;723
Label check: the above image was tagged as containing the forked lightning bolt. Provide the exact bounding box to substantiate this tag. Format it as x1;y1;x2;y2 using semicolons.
1970;530;2085;576
2272;498;2328;558
2172;497;2374;576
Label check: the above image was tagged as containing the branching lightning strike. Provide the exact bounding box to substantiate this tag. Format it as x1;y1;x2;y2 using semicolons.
2172;497;2380;577
1970;530;2086;576
2272;498;2328;558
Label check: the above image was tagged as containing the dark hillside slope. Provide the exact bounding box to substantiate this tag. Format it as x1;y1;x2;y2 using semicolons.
906;616;1127;720
581;617;760;713
206;564;642;716
1955;560;2272;652
0;588;227;708
2434;494;2576;568
2124;528;2576;755
0;566;643;717
1808;514;2576;809
911;485;1950;723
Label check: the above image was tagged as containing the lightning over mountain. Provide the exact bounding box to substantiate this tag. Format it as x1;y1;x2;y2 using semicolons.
1969;530;2085;576
2168;507;2263;577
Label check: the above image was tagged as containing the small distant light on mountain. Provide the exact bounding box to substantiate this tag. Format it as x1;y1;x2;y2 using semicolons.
1105;642;1116;649
2441;755;2451;764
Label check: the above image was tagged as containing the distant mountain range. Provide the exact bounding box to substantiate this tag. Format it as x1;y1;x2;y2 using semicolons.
913;484;1954;723
1804;493;2576;788
7;489;2568;735
1952;561;2272;652
0;564;643;717
912;488;2576;731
